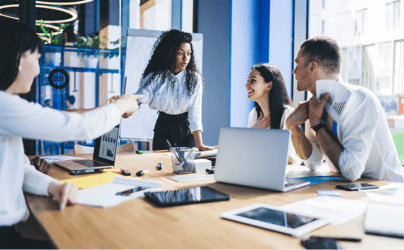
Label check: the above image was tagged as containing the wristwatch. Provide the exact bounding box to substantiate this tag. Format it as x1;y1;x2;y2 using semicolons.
312;123;326;133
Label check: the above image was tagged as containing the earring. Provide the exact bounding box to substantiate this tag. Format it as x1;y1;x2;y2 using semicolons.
18;66;22;71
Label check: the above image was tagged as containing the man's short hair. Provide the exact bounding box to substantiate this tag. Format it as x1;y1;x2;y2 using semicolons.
301;36;341;74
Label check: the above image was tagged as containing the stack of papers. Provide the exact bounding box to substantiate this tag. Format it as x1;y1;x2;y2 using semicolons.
364;202;404;238
194;149;217;159
164;149;218;159
363;183;404;238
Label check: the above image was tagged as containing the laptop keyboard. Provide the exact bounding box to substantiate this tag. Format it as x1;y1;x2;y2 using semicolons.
74;160;109;167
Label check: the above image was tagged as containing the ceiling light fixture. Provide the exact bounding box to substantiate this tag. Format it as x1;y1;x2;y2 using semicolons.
36;0;94;6
0;4;78;23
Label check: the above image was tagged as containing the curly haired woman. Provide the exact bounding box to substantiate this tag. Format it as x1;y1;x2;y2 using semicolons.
135;29;215;151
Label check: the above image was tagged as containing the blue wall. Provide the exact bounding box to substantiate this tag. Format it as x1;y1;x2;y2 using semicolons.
198;0;294;145
230;0;259;128
230;0;271;128
198;0;231;145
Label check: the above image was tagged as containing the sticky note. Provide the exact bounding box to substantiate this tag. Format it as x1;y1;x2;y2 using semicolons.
317;190;343;197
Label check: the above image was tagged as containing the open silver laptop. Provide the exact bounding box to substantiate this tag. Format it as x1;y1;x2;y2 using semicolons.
214;127;309;192
55;125;120;174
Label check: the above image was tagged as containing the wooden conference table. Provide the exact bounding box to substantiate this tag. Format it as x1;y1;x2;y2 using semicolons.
24;152;401;249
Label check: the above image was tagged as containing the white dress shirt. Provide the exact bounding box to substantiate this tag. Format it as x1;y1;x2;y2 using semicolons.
135;70;203;132
0;91;121;226
247;105;303;165
304;78;404;182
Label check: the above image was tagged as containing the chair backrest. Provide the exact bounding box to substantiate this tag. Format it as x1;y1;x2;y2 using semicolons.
74;143;135;155
73;144;94;154
117;143;135;153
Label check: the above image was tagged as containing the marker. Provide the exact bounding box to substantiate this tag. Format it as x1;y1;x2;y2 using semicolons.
157;163;162;170
136;170;149;177
136;150;143;154
121;169;131;176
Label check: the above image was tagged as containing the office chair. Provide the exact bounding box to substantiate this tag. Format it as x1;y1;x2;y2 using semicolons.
73;143;135;154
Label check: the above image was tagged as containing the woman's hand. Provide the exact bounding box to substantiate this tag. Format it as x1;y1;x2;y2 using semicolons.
48;182;79;211
252;112;270;129
198;144;218;151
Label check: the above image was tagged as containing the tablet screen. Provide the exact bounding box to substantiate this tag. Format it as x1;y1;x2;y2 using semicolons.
145;186;230;206
236;207;318;229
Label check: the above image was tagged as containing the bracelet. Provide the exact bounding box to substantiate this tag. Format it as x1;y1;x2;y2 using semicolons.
311;123;326;133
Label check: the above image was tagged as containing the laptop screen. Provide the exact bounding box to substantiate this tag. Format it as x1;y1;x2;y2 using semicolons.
93;125;119;165
98;126;119;161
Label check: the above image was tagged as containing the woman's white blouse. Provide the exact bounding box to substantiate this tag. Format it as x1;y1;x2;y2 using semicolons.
135;70;203;133
247;105;302;165
0;91;121;226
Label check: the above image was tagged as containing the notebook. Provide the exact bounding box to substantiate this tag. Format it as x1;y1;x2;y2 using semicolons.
214;127;309;192
364;202;404;239
55;125;120;174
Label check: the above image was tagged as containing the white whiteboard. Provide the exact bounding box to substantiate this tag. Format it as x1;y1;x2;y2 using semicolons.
120;29;203;140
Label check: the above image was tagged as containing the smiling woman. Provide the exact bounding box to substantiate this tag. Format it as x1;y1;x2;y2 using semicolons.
245;63;301;165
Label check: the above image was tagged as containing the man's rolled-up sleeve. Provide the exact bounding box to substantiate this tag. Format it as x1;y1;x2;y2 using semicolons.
338;91;379;181
303;120;324;170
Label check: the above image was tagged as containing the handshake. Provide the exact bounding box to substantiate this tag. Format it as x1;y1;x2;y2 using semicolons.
108;94;142;119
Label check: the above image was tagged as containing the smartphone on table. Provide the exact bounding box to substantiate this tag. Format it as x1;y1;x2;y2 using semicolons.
301;236;340;249
336;183;378;191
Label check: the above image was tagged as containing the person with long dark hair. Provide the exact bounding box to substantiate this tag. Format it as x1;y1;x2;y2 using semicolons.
245;63;301;164
0;17;140;248
135;29;215;151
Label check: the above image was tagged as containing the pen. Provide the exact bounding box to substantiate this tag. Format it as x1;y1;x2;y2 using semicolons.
166;140;181;162
311;236;362;242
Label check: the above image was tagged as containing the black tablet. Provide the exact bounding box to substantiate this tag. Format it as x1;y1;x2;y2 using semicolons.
144;186;230;207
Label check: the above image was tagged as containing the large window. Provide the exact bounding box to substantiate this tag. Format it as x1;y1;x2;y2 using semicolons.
386;0;401;30
355;8;367;35
309;0;404;115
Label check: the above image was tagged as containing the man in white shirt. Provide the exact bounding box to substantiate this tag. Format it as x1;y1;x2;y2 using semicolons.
286;36;403;183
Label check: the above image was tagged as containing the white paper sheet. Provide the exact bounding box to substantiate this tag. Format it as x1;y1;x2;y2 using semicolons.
167;174;215;182
78;176;163;207
40;155;86;163
281;196;368;225
363;183;404;206
316;80;351;138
